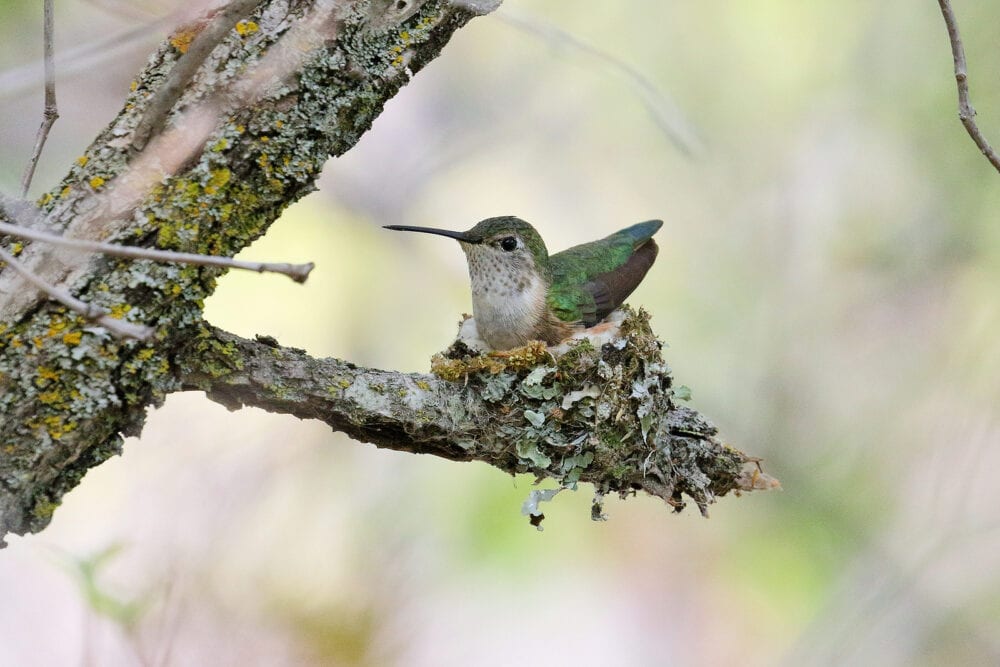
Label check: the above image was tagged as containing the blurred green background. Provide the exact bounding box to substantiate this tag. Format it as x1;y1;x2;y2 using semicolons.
3;0;1000;664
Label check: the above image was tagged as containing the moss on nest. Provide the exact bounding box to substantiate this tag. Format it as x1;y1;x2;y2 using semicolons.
425;306;752;515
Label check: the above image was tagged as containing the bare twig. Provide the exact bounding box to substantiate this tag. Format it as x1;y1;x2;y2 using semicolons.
0;220;315;282
20;0;59;197
0;22;164;101
1;0;343;324
0;246;152;340
937;0;1000;174
81;0;169;22
496;8;702;157
130;0;261;152
0;0;502;542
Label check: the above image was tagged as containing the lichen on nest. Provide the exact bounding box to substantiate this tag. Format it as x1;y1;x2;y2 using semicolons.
428;306;777;521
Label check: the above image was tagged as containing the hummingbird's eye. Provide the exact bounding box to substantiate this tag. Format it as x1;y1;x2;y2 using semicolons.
499;236;518;252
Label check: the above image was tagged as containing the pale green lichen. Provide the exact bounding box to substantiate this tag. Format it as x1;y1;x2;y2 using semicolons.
1;0;486;540
429;308;745;514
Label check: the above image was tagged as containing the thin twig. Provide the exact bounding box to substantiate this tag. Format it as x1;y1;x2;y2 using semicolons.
0;246;153;340
20;0;59;197
130;0;261;152
2;0;335;326
496;8;702;157
0;22;165;101
937;0;1000;174
0;220;315;282
80;0;168;23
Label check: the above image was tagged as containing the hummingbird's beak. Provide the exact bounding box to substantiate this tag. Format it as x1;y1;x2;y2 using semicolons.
383;225;480;243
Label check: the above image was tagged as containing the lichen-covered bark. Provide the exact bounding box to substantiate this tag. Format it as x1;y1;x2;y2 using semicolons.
178;309;774;520
0;0;493;543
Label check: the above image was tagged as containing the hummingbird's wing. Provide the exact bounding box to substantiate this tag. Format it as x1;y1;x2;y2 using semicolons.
547;220;662;326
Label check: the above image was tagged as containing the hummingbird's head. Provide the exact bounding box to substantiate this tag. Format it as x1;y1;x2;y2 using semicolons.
459;216;549;274
384;216;550;281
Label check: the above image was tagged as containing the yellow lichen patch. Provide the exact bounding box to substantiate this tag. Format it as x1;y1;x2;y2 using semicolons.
60;186;71;198
11;242;23;256
33;500;59;521
415;380;430;391
46;319;68;337
109;303;132;319
129;80;138;91
212;138;229;152
35;367;60;385
89;176;106;190
235;20;259;36
136;348;156;361
274;120;284;129
38;390;64;405
203;168;231;195
170;29;197;53
37;192;53;206
489;341;552;367
432;354;503;380
431;341;551;381
62;330;83;346
76;155;89;167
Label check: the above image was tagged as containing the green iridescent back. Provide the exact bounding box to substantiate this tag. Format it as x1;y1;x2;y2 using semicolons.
547;220;663;325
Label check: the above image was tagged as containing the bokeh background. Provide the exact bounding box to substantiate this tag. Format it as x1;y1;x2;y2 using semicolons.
3;0;1000;664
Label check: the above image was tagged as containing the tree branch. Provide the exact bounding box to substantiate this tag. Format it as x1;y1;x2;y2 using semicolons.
0;0;772;544
0;0;499;543
177;310;777;521
0;218;314;283
129;0;260;152
0;245;152;340
937;0;1000;174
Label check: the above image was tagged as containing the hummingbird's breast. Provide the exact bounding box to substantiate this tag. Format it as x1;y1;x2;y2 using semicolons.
464;249;549;350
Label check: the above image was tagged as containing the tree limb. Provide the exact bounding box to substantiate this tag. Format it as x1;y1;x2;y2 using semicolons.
0;0;772;544
129;0;261;152
0;0;499;544
177;311;775;522
0;245;153;340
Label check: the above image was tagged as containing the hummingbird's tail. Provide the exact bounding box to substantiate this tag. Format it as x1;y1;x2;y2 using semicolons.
616;219;663;248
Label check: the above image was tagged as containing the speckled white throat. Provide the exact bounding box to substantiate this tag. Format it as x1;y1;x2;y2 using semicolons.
460;241;549;350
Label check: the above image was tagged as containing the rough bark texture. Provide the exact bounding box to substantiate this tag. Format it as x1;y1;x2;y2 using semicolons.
0;0;492;543
177;309;772;523
0;0;774;545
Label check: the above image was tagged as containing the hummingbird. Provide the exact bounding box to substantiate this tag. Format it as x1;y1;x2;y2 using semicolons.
384;216;663;351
